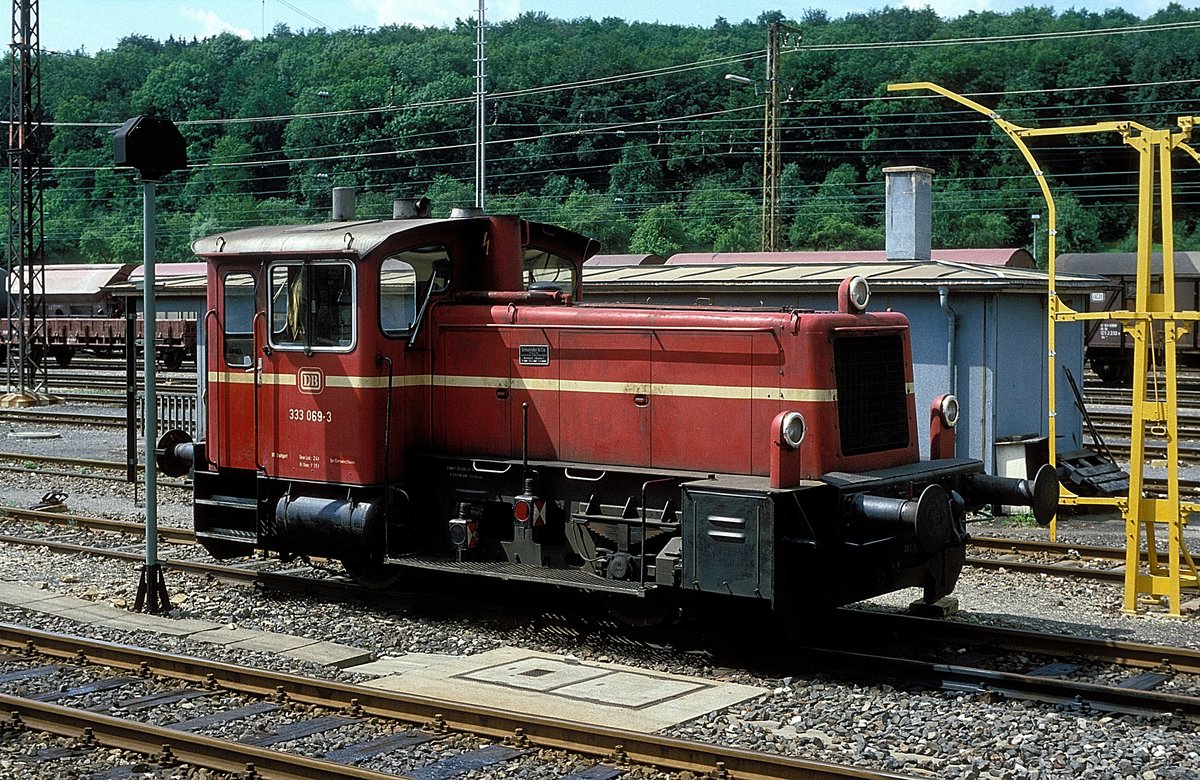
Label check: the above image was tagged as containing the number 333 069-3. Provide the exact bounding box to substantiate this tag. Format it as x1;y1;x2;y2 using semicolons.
288;408;331;423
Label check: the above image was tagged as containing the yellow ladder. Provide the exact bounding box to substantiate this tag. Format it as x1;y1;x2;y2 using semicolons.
889;83;1200;615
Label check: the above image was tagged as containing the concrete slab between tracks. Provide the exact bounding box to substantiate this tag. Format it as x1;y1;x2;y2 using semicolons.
0;579;374;669
357;646;767;732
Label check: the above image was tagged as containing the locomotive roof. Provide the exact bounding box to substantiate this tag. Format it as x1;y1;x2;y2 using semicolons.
1057;252;1200;277
191;215;594;260
191;218;452;258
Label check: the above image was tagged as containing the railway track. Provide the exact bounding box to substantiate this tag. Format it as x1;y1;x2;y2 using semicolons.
0;511;1197;725
0;452;190;489
0;500;1178;593
0;409;125;428
0;623;886;780
967;535;1131;583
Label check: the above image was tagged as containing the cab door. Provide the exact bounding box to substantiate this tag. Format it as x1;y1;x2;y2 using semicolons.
207;266;260;470
258;259;358;482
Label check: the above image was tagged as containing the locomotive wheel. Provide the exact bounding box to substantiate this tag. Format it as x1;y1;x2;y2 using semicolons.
342;559;404;590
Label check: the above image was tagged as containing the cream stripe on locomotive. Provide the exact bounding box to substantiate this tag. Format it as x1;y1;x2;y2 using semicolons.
437;374;842;403
211;370;914;401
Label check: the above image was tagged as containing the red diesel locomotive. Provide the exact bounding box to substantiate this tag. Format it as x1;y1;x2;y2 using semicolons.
159;205;1056;613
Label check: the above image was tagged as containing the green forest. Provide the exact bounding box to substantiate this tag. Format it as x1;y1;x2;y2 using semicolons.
17;4;1200;264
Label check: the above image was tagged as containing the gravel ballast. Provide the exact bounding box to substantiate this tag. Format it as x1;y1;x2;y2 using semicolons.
1;418;1198;779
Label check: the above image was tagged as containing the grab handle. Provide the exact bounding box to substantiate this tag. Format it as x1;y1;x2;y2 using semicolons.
472;460;513;475
564;468;607;482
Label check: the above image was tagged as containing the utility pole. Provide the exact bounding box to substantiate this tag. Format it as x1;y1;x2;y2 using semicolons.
474;0;486;212
761;21;800;252
4;0;47;405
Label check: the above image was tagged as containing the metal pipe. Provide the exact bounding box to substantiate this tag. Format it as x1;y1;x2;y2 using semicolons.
938;285;957;396
378;354;394;530
639;478;677;588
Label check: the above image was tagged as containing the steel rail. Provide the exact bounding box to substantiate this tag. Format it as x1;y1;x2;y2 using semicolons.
972;536;1128;561
0;507;196;543
0;409;125;427
965;555;1123;581
0;453;189;487
0;533;362;601
0;624;905;780
967;536;1200;582
0;462;189;487
795;644;1200;720
841;611;1200;676
0;451;133;472
4;526;1199;725
965;556;1124;583
2;525;1197;679
0;691;402;780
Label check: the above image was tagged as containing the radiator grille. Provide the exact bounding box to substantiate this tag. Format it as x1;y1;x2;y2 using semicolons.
834;334;909;455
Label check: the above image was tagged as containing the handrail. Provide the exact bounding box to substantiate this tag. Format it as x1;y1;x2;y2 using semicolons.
252;309;267;475
201;308;218;471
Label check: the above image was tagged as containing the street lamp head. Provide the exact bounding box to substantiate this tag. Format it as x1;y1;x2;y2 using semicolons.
1031;213;1041;222
724;74;754;86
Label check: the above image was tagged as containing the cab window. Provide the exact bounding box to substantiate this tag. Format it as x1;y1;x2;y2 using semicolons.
523;250;578;296
222;271;256;367
380;245;451;337
268;261;355;351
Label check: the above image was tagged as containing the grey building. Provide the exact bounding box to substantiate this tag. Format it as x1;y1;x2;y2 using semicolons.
582;167;1106;477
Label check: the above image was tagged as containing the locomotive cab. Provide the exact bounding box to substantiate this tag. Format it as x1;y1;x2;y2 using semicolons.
169;210;1057;614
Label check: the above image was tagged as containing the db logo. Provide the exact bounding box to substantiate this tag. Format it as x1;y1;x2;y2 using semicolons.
298;368;325;395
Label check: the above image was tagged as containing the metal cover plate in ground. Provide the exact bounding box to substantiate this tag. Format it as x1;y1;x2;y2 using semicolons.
361;646;765;732
461;658;703;707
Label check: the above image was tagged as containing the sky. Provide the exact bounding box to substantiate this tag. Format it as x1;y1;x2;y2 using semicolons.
41;0;1195;54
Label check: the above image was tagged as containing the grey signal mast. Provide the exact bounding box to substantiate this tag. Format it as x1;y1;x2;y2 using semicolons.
4;0;47;402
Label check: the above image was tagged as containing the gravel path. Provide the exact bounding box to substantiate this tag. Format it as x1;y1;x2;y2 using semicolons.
0;417;1198;779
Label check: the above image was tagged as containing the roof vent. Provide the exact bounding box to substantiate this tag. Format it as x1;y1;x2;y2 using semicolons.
332;187;356;221
450;206;484;219
393;197;432;219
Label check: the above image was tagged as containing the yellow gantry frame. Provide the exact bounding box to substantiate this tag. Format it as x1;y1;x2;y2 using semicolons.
888;82;1200;616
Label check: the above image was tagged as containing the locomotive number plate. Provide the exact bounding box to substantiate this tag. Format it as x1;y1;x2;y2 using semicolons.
519;345;550;366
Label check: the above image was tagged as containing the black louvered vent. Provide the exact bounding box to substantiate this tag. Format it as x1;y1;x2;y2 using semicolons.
833;334;910;455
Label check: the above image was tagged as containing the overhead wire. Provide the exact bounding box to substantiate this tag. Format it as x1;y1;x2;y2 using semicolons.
30;12;1200;242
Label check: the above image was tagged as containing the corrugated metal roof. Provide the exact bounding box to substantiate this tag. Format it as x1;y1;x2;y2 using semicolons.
7;263;131;297
664;248;1035;268
128;262;207;280
109;272;208;298
1057;252;1200;277
583;260;1102;292
585;253;666;266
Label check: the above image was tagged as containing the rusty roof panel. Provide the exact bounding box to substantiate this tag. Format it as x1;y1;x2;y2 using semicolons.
7;263;132;298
